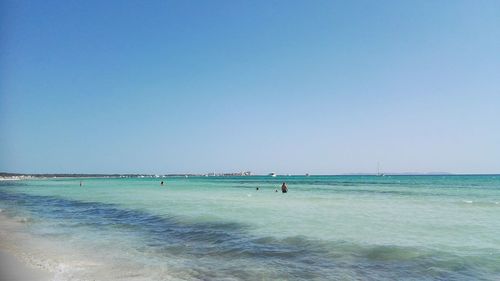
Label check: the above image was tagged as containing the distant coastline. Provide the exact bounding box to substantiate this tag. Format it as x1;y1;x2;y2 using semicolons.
0;172;252;180
1;172;499;181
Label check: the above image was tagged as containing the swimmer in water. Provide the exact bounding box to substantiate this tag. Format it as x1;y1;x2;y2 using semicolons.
161;181;164;186
80;181;83;187
281;182;288;193
256;187;259;190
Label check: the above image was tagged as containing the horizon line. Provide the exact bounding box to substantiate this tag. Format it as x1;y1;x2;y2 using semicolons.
1;172;499;177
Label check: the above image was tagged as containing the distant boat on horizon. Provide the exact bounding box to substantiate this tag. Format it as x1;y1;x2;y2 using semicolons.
269;172;277;177
377;162;385;177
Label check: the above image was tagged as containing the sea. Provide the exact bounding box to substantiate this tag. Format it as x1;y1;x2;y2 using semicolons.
0;175;499;280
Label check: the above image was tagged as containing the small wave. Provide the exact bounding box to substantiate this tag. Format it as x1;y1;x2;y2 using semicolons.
363;245;423;261
17;217;33;223
53;263;76;281
458;200;500;207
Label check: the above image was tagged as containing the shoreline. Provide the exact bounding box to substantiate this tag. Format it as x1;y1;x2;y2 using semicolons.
0;250;53;281
0;213;54;281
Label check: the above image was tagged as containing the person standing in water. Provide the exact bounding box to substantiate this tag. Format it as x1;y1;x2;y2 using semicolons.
281;182;288;193
160;181;164;186
80;181;83;187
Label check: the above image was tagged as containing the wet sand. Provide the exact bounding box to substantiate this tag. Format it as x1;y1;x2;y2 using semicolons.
0;250;52;281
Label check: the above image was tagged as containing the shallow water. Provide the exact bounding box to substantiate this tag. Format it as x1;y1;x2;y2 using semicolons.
1;175;500;280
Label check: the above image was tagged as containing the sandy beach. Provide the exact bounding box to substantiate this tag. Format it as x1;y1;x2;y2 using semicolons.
0;250;52;281
0;211;54;281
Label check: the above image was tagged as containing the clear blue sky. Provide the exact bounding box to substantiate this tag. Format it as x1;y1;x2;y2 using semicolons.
1;0;499;174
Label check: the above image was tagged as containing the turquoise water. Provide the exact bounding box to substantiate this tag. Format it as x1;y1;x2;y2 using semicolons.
1;175;500;280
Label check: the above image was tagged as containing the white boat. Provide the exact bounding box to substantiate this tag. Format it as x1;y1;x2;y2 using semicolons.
377;163;385;176
269;172;277;177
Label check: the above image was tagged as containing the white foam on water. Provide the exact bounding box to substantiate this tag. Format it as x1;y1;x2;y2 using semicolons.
17;217;33;223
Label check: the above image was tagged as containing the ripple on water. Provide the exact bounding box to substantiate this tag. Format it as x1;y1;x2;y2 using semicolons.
1;186;500;280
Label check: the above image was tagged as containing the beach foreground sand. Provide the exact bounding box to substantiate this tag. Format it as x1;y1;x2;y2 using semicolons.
0;213;54;281
0;250;52;281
